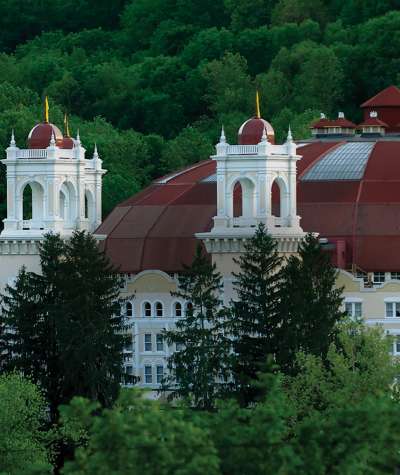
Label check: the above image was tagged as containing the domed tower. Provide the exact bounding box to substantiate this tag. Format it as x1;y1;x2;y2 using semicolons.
197;92;305;261
0;98;106;241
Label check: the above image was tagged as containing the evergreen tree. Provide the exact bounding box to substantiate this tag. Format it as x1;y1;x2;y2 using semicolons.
277;233;345;374
0;231;127;423
163;244;231;409
226;223;283;406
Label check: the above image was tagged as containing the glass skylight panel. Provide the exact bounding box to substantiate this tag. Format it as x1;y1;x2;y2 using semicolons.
302;142;374;181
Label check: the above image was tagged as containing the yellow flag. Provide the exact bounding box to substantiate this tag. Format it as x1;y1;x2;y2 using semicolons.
44;96;49;123
256;90;261;118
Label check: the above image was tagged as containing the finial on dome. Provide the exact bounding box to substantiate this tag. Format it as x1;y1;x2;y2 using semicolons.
44;96;49;123
10;129;15;147
64;113;70;137
256;90;261;119
261;125;268;142
219;125;226;143
287;124;293;142
50;130;56;146
320;112;326;119
370;110;378;118
338;111;344;119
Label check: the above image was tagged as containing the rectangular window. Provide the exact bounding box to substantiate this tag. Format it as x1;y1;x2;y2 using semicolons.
144;334;152;351
386;302;400;318
345;302;362;319
391;272;400;280
176;342;184;352
396;338;400;354
156;334;164;352
156;365;164;384
373;272;385;285
144;365;152;384
125;365;133;375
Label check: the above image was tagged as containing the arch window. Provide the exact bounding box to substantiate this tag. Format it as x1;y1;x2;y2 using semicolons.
155;302;163;317
21;182;44;229
271;177;289;222
174;302;182;317
231;178;255;220
185;302;193;316
126;302;133;318
143;302;152;317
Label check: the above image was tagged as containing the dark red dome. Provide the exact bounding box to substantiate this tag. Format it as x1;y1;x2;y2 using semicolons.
27;122;64;149
238;117;275;145
61;136;74;149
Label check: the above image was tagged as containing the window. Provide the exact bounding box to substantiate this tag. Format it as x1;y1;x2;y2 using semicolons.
391;272;400;280
144;334;152;351
386;302;400;318
156;334;164;351
125;365;133;375
144;365;152;384
155;302;163;317
373;272;385;285
395;338;400;355
345;301;362;319
144;302;152;317
124;336;133;351
185;302;193;316
126;302;133;318
176;342;184;352
156;365;164;384
356;271;368;284
174;302;182;317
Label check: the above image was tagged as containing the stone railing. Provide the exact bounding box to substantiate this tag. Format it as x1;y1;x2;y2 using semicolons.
226;145;258;155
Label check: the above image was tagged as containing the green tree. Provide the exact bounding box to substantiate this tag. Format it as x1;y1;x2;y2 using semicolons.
277;233;345;374
0;373;52;474
61;390;221;475
225;223;283;405
163;245;231;409
283;321;400;419
0;232;127;423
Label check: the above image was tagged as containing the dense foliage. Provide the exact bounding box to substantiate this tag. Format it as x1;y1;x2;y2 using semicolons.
0;231;126;424
0;1;399;224
59;323;400;475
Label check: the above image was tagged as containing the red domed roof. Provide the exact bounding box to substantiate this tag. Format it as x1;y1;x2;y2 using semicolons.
238;117;275;145
61;136;74;149
27;122;64;149
97;139;400;274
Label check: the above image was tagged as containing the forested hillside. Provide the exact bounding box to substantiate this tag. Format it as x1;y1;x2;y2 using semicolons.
0;0;399;222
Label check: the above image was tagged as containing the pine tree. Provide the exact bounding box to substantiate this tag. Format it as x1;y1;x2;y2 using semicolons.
226;223;283;406
0;231;127;424
163;244;231;410
277;233;345;374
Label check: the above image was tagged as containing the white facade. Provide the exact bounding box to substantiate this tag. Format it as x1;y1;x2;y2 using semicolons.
197;127;306;255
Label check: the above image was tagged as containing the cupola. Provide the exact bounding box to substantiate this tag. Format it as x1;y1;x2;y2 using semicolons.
237;91;275;144
361;85;400;133
27;96;64;149
358;111;388;136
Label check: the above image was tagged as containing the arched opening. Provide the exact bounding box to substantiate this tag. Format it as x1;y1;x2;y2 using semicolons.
21;182;44;229
271;181;281;217
271;177;289;224
59;190;66;220
59;182;77;229
23;185;33;221
155;302;163;317
126;302;133;317
231;178;255;223
233;182;242;218
143;302;152;317
85;190;95;228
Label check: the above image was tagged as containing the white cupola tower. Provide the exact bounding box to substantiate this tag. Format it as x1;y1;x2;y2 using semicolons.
197;109;305;257
1;113;105;240
0;101;106;289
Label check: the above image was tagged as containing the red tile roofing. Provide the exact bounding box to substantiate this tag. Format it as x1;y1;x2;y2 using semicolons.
361;85;400;107
97;139;400;273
